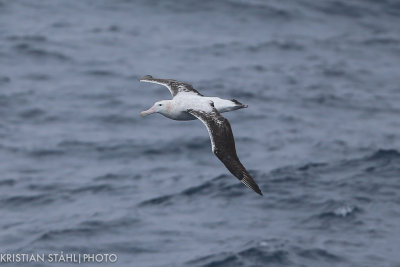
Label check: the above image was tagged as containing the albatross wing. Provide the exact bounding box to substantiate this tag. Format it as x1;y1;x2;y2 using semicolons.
139;75;203;98
187;103;263;196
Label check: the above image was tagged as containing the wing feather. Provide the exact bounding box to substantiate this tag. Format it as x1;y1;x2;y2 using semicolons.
139;75;203;98
187;104;263;196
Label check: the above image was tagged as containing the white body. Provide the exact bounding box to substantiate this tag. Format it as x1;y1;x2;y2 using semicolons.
161;95;243;121
139;75;247;120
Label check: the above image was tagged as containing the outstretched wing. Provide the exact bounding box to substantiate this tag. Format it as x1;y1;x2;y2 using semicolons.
187;103;263;196
139;75;203;98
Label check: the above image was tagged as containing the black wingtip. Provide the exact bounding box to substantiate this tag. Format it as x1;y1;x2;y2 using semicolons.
231;99;248;108
140;75;153;81
240;176;263;196
252;184;263;196
250;185;263;196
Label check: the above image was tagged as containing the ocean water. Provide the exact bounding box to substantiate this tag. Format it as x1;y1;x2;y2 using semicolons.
1;0;400;266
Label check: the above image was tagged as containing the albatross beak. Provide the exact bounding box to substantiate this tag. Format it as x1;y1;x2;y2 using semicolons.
140;106;156;117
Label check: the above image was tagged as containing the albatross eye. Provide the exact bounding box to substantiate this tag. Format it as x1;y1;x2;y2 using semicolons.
159;104;162;106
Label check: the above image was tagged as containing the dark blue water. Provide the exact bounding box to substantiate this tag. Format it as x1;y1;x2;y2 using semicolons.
1;0;400;266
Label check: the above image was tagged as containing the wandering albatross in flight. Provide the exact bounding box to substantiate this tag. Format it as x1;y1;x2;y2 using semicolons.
139;75;263;196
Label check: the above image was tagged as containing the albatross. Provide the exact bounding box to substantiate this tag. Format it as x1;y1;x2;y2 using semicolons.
139;75;263;196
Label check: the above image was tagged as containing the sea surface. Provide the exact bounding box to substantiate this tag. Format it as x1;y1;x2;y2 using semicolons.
1;0;400;266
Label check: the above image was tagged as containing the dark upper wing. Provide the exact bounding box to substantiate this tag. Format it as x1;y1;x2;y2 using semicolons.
139;75;203;98
187;103;263;196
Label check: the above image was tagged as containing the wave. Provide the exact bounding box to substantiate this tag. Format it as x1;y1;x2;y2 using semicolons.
296;248;343;262
304;1;372;18
13;43;71;61
83;70;119;77
386;1;400;16
362;37;400;46
34;217;140;244
138;174;240;207
138;0;297;20
141;137;211;156
139;148;400;209
0;92;33;109
0;179;16;187
22;73;51;81
91;114;138;125
365;149;400;161
79;217;140;233
56;138;203;159
190;39;304;60
1;194;54;208
0;76;11;84
7;34;47;42
28;149;65;158
247;40;305;53
18;108;46;119
69;184;116;195
297;162;327;171
188;240;345;267
103;242;156;254
320;205;361;218
93;173;134;182
56;140;140;159
301;201;362;228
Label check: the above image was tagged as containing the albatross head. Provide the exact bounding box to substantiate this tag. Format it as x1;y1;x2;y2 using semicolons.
140;100;170;117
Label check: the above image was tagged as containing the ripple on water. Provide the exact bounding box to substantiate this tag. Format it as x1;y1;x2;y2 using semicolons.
13;43;71;61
